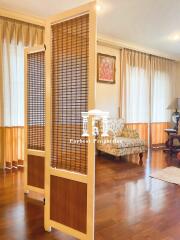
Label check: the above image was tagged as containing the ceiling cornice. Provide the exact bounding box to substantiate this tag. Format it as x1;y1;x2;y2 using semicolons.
0;7;46;26
0;7;179;61
97;34;179;61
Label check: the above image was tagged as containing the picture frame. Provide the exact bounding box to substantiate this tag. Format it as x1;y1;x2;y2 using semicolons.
97;53;116;84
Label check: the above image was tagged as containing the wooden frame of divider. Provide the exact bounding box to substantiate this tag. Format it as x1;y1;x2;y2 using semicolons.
44;1;97;240
24;46;46;195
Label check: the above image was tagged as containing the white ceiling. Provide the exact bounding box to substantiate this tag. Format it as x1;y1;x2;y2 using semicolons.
1;0;180;59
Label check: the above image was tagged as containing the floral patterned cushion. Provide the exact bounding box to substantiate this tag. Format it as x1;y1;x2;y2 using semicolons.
113;137;145;148
99;118;125;136
97;143;146;157
121;128;139;138
97;137;144;148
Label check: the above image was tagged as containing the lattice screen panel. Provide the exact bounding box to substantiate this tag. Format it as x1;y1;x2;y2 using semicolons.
27;51;45;151
51;14;89;174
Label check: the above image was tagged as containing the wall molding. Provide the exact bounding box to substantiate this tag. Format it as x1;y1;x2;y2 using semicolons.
98;34;179;61
0;7;45;26
0;8;179;60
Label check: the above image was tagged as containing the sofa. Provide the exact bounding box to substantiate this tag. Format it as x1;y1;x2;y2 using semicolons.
97;118;146;163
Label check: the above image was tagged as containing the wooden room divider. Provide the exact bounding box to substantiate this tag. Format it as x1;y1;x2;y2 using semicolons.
44;2;96;240
24;46;46;195
24;2;96;239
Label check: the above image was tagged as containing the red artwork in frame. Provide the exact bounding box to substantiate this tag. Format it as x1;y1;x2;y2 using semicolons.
97;53;116;84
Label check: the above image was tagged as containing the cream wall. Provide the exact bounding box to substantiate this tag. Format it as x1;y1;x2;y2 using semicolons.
96;44;120;118
96;43;180;119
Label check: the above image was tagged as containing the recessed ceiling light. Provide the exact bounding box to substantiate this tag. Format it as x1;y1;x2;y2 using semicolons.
173;34;180;41
96;4;102;12
169;33;180;41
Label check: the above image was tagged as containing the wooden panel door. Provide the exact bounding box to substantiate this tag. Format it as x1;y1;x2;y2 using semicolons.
24;47;45;195
45;2;96;239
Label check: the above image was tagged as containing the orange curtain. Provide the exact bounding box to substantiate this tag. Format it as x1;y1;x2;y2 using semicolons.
0;127;24;168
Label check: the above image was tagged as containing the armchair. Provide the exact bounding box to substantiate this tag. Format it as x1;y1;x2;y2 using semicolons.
97;118;146;164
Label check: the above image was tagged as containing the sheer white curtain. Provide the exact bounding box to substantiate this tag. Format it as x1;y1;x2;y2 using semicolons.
150;56;176;145
0;17;44;168
2;40;24;126
151;56;176;123
0;17;44;127
121;49;150;123
121;49;176;145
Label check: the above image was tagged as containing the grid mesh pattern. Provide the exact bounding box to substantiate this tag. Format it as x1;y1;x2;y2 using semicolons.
51;14;89;174
27;51;45;151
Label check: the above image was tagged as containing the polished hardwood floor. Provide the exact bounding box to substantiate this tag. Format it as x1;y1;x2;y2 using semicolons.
1;150;180;240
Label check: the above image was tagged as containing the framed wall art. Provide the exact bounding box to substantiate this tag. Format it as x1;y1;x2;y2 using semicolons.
97;53;116;84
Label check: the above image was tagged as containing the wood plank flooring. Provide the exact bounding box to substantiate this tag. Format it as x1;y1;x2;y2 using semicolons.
0;150;180;240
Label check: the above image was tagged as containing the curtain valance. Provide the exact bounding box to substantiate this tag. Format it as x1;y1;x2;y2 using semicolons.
0;17;44;46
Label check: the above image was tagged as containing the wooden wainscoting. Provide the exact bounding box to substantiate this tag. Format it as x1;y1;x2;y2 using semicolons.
126;122;170;146
125;123;148;145
0;127;24;168
151;122;170;145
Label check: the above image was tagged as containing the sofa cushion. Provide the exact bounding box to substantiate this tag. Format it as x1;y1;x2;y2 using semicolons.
121;128;139;138
99;118;124;136
107;118;125;136
112;137;145;149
